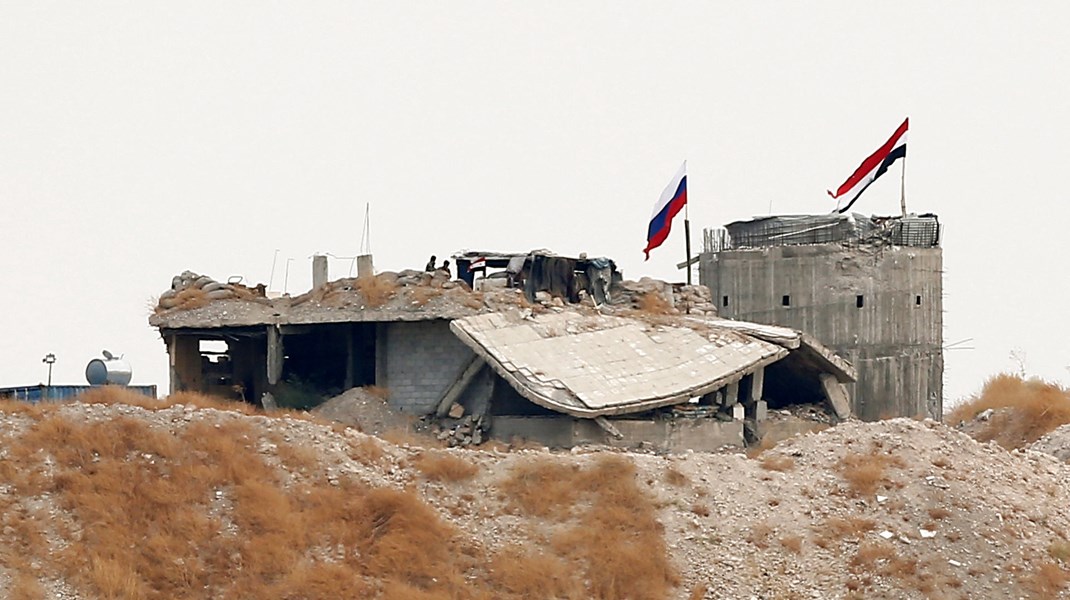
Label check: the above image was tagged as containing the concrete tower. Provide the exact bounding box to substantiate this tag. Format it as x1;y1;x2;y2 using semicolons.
699;213;943;420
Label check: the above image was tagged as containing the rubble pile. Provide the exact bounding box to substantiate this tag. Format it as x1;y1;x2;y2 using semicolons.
2;398;1069;599
431;413;488;448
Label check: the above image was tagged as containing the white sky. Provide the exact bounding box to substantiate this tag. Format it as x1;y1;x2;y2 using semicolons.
2;2;1067;405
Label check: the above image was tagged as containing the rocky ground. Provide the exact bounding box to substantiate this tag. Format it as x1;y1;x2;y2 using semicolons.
0;396;1068;599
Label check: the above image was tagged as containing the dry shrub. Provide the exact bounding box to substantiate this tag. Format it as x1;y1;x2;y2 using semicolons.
746;435;778;458
349;436;385;464
1050;540;1070;562
487;546;579;598
688;585;708;600
356;275;398;308
928;507;952;520
838;450;903;497
637;291;672;314
779;534;803;554
760;454;796;472
948;373;1070;449
1030;561;1070;596
691;503;711;517
498;459;583;519
747;522;774;549
664;464;689;486
850;541;895;569
380;426;442;449
501;454;677;599
815;517;876;547
413;451;478;482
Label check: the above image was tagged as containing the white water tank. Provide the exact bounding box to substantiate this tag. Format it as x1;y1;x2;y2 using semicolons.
85;351;133;386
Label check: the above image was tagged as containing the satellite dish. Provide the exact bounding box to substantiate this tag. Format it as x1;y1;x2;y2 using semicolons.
102;350;114;360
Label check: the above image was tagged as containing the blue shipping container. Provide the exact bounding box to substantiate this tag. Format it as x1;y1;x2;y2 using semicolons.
0;384;158;403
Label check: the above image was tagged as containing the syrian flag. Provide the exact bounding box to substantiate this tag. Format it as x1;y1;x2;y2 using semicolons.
468;257;487;272
827;118;908;213
643;161;687;260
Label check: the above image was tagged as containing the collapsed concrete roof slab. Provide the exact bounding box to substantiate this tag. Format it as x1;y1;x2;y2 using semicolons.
449;311;790;418
689;318;857;383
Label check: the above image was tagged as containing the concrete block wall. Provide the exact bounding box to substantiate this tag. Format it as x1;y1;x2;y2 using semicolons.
700;244;943;420
378;320;476;414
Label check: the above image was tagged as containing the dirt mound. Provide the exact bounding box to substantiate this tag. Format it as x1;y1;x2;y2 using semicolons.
1032;423;1070;461
0;395;1068;599
312;386;407;436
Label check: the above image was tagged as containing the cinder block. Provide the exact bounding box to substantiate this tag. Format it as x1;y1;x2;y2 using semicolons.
732;403;745;421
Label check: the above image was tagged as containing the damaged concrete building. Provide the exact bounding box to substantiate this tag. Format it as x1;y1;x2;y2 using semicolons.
150;251;856;450
699;213;943;421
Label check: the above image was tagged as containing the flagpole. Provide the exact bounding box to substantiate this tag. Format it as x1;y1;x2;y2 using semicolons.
684;202;692;285
900;151;908;217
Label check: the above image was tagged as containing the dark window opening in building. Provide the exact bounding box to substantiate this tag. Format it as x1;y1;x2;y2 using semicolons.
280;323;376;408
915;295;922;306
722;295;729;307
856;295;865;308
781;295;791;307
762;360;825;409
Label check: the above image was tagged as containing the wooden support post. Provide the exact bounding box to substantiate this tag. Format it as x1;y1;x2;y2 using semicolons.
435;355;484;417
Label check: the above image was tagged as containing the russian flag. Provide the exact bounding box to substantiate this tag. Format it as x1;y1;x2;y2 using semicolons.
643;161;687;260
827;118;908;213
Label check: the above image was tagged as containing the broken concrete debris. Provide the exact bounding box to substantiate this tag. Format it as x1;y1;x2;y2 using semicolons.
150;248;856;451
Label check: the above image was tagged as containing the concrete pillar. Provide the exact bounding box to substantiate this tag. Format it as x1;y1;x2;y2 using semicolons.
820;373;852;420
357;254;375;278
751;366;765;401
725;382;739;406
755;400;769;422
312;255;329;289
267;326;284;386
169;335;201;395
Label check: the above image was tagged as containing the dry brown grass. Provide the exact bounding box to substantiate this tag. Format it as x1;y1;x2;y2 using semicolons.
779;534;803;554
355;275;399;308
487;546;580;599
837;450;904;497
691;503;711;517
407;286;442;307
664;465;689;486
172;287;210;311
1049;541;1070;562
0;402;496;600
746;435;778;458
637;291;673;314
928;507;952;520
948;373;1070;449
747;522;774;549
413;451;478;483
1029;561;1069;596
814;516;876;548
500;454;678;599
760;454;796;472
688;585;708;600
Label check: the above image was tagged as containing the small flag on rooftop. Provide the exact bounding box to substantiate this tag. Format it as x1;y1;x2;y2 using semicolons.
643;161;688;260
